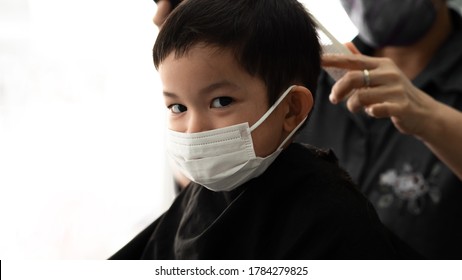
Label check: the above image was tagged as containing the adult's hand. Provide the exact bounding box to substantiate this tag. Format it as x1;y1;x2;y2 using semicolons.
323;53;438;138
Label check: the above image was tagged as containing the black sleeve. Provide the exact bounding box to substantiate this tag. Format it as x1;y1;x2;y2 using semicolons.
153;0;181;9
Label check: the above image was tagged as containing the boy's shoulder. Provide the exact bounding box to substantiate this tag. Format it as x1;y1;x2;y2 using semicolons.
274;142;356;187
281;142;340;165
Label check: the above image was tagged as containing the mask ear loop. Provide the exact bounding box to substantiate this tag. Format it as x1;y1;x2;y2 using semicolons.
250;85;297;132
277;115;308;150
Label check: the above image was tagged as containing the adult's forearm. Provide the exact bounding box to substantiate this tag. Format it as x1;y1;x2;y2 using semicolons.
419;101;462;180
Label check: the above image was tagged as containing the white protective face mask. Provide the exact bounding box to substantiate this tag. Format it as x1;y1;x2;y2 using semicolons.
166;85;307;192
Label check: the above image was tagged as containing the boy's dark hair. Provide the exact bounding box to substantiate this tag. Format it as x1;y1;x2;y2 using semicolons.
153;0;321;106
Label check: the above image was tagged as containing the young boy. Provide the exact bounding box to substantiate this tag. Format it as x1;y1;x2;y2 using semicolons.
111;0;412;259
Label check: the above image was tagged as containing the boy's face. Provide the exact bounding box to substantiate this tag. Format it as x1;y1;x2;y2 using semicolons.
159;44;289;158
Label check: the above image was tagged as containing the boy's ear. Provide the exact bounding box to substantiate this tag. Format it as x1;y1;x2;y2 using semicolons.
283;86;313;133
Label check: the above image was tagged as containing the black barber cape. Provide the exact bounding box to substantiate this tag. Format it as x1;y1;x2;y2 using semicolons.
111;143;415;259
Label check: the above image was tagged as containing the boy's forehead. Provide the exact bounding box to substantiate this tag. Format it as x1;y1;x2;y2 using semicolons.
159;44;255;91
164;44;256;84
160;45;242;77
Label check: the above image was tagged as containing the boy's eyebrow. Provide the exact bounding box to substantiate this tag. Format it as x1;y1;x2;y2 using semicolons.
198;81;237;95
163;81;237;98
163;91;178;98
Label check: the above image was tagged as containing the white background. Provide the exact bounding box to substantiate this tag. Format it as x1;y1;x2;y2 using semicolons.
0;0;175;259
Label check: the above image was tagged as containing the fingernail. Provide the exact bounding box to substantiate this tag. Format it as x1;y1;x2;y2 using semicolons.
365;107;371;115
329;93;337;104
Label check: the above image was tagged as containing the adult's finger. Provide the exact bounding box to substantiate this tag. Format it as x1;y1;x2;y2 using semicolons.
330;69;376;103
153;0;173;27
344;42;361;54
322;53;381;71
329;70;361;104
365;103;399;119
346;86;401;113
330;63;405;104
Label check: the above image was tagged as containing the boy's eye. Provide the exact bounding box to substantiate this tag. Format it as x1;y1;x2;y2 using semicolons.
169;104;187;113
211;97;233;108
